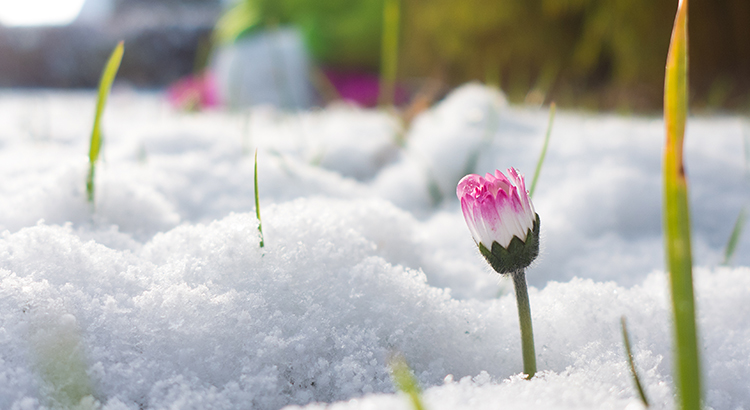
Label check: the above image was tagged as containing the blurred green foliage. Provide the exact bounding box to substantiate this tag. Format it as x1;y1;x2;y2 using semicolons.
401;0;675;108
217;0;750;111
216;0;384;69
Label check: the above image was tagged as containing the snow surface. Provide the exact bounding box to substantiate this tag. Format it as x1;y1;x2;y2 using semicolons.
0;84;748;410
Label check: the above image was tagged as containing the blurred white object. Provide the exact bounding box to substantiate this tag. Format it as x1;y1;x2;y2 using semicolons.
212;27;314;109
0;0;85;26
74;0;114;25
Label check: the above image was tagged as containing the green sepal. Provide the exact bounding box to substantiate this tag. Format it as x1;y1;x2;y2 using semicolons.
478;214;540;275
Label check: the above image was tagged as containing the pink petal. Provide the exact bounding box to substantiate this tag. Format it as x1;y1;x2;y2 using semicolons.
456;168;537;248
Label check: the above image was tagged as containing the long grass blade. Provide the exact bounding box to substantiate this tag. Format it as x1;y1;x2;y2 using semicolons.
663;1;701;410
722;206;746;265
213;0;260;44
389;353;426;410
87;41;124;205
621;316;650;407
529;102;556;198
254;149;265;248
378;0;400;107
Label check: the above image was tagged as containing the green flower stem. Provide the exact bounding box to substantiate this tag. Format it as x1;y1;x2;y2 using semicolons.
511;269;536;378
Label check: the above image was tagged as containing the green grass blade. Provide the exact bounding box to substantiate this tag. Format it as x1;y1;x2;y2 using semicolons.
214;0;260;44
31;315;96;409
722;127;750;265
254;149;265;248
743;125;749;176
722;206;746;265
529;102;556;198
621;316;650;407
389;353;426;410
378;0;400;107
87;41;124;204
663;1;701;410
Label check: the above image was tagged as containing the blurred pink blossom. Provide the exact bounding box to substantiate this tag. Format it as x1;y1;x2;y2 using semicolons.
166;71;220;111
324;70;408;107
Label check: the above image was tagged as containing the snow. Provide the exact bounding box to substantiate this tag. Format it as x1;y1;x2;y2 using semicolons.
0;84;748;409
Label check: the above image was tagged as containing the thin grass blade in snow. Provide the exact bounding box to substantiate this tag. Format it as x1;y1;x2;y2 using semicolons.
389;353;426;410
87;41;124;205
744;124;750;176
722;126;750;265
255;149;264;248
31;314;96;409
722;206;746;265
663;1;701;409
529;102;556;198
621;316;650;407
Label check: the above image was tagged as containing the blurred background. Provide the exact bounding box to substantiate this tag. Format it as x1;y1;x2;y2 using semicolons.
0;0;748;112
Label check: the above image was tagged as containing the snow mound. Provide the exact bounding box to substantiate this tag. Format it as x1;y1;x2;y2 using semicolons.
0;85;748;409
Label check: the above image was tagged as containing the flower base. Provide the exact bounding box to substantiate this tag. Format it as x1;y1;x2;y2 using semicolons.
478;214;540;275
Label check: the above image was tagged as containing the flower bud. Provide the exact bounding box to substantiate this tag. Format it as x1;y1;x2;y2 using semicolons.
457;168;540;274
